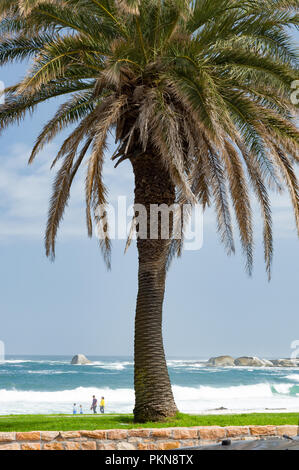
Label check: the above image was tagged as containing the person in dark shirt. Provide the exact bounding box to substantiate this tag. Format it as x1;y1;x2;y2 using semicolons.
90;395;97;414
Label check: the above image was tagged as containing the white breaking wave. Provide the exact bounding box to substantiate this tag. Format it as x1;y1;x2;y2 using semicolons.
286;374;299;382
27;370;77;375
0;386;134;415
0;382;299;415
92;361;133;370
167;360;206;369
273;383;297;394
175;383;274;400
3;360;70;365
3;360;36;364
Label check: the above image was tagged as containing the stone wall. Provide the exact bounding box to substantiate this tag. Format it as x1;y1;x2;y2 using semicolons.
0;425;298;450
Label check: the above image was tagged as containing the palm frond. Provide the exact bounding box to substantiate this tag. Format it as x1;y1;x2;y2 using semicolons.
0;0;297;274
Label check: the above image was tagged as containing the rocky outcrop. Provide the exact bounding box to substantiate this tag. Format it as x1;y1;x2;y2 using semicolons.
234;356;272;367
71;354;91;365
261;359;274;367
271;359;296;367
207;356;235;366
205;355;298;368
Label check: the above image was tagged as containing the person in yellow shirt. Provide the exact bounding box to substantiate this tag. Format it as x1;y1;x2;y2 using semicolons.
100;396;105;414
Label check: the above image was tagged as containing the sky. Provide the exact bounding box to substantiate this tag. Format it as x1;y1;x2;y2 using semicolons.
0;32;298;360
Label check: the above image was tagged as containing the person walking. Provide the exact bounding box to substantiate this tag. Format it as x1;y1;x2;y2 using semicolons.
91;395;97;414
79;404;83;414
100;396;105;414
73;403;77;415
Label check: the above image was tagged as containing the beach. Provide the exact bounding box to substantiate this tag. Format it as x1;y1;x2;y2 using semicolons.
1;356;299;416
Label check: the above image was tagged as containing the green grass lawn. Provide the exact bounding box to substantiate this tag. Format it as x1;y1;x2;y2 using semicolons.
0;412;298;432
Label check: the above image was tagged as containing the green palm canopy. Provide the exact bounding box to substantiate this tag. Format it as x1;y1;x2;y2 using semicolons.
0;0;298;421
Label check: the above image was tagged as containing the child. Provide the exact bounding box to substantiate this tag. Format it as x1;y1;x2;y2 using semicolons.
79;404;83;414
73;403;77;415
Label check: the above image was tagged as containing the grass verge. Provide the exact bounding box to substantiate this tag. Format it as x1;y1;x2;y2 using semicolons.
0;412;298;432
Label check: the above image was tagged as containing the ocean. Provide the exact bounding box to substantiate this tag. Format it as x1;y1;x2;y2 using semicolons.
0;356;299;415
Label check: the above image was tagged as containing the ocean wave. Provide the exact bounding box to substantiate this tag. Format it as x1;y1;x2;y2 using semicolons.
27;370;77;375
3;360;36;364
174;383;274;400
0;386;134;415
0;383;296;402
2;360;69;365
167;360;206;369
271;383;299;396
285;374;299;382
173;383;299;414
92;361;133;371
1;382;299;415
0;386;134;403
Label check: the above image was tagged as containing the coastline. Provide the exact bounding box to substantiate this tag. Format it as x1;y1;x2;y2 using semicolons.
1;356;299;416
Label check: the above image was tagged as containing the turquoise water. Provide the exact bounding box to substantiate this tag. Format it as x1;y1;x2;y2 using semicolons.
0;356;299;415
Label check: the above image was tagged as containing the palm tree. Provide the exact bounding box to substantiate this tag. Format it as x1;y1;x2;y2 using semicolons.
0;0;298;422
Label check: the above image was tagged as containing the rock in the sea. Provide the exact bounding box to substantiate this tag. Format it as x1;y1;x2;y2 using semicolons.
271;359;296;367
207;355;235;366
204;355;298;368
234;356;268;367
261;359;274;367
71;354;92;365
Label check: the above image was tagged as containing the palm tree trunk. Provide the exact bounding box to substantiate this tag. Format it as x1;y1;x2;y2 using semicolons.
131;152;178;422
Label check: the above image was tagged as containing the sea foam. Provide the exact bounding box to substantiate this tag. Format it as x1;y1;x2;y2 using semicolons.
0;382;299;416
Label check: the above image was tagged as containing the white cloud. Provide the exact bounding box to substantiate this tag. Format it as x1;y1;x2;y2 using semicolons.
201;173;298;241
0;142;297;242
0;142;134;241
